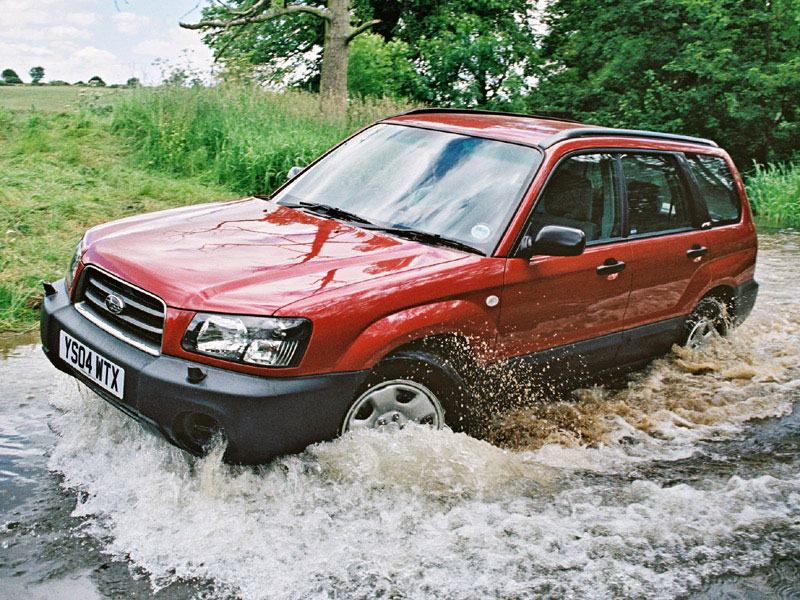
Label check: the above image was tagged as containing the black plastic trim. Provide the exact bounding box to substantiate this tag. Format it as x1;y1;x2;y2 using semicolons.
732;279;759;324
40;279;370;464
539;127;718;149
394;107;584;125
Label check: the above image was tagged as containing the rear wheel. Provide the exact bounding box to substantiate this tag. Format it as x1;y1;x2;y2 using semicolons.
341;349;473;434
683;297;729;349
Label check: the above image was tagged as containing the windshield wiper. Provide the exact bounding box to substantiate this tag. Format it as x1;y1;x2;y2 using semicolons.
282;201;374;225
369;227;485;255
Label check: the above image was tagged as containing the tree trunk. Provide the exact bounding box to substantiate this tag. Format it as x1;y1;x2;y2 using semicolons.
320;0;351;117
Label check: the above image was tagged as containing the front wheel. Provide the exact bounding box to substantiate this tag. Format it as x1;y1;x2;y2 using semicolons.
341;349;473;434
342;379;444;431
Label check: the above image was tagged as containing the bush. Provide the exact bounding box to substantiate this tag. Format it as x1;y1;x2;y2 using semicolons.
745;161;800;228
112;85;412;195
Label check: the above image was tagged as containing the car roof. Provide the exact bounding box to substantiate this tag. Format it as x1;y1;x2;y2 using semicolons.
383;108;718;150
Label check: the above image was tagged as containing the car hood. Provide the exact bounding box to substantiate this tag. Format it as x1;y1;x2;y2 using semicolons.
82;198;465;314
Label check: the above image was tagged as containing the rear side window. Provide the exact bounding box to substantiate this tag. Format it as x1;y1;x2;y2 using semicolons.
529;153;621;244
621;153;693;235
686;154;741;224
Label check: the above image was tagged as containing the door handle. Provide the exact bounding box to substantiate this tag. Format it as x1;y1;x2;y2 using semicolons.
686;245;708;260
596;258;626;276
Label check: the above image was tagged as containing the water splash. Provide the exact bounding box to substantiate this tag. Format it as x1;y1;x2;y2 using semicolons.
44;234;800;600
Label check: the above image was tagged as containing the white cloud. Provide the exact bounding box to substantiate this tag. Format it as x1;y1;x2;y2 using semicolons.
112;11;150;35
3;25;91;41
132;26;209;58
0;1;215;85
65;12;100;27
0;40;130;84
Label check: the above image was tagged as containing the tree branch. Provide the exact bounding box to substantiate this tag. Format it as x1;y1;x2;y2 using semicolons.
227;0;270;17
345;19;381;44
180;4;331;30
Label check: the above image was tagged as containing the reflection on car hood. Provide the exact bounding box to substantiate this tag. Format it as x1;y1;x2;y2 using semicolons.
82;198;465;314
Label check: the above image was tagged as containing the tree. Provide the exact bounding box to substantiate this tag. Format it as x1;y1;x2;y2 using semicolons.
534;0;800;166
180;0;381;105
396;0;536;108
1;68;22;84
29;66;44;84
126;77;141;87
88;75;106;87
347;33;417;98
189;0;538;109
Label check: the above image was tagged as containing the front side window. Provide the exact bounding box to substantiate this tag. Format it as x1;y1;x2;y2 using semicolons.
686;153;741;224
621;153;693;235
274;124;542;254
528;153;621;244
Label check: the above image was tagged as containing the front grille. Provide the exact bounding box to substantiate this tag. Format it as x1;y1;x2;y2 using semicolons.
76;266;166;355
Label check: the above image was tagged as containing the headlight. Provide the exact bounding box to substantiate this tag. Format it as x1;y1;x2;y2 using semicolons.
181;313;312;368
65;239;83;290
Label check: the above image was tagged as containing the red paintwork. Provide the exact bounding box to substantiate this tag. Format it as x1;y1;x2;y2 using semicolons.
82;198;465;314
385;113;583;147
73;112;758;378
497;242;633;358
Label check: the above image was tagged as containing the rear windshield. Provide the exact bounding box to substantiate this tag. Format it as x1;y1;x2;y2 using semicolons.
686;154;741;224
274;124;542;254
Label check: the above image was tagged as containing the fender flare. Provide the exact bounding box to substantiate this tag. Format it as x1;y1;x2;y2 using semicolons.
334;299;495;372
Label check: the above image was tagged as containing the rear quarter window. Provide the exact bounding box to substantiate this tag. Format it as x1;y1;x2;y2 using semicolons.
686;154;741;224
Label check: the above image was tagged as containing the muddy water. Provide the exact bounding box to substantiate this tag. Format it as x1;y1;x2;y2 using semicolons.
1;232;799;600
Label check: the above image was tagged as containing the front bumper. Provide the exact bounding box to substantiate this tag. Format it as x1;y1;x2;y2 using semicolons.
40;279;369;464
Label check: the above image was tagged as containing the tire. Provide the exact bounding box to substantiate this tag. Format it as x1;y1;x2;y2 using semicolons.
682;296;729;349
341;349;474;434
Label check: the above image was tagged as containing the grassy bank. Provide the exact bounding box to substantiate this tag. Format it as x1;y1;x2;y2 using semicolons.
112;86;412;195
0;109;232;332
0;88;410;333
745;162;800;228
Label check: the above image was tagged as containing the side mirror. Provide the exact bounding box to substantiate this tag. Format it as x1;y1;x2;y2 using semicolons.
287;165;305;180
518;225;586;259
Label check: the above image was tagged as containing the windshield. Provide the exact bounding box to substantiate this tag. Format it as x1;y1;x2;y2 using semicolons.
273;124;542;254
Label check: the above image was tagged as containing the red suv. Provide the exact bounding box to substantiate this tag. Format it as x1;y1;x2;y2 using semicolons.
41;109;758;463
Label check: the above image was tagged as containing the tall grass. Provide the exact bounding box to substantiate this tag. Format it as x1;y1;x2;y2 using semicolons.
0;109;231;332
745;161;800;228
112;86;414;195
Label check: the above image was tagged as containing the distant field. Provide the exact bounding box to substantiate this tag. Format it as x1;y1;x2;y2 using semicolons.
0;85;129;111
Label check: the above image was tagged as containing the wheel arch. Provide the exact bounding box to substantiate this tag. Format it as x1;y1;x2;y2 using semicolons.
332;299;495;372
698;284;736;319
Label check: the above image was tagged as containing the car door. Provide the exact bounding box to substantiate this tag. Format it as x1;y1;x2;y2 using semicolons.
497;152;632;376
616;151;712;363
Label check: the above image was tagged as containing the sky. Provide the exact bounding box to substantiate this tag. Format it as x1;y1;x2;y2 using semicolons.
0;0;215;85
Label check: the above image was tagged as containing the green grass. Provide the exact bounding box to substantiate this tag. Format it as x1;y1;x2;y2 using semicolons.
745;161;800;228
0;109;232;332
112;85;413;195
0;87;410;333
0;85;129;112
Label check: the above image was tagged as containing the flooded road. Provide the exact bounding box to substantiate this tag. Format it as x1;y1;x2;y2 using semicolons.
1;231;799;600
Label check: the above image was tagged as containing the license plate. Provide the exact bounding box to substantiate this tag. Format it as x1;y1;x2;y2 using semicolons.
59;330;125;399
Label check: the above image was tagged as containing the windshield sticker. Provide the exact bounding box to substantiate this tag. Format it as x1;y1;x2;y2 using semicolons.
471;223;492;240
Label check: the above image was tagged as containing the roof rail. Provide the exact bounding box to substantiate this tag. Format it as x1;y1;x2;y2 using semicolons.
393;107;584;125
539;127;718;149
